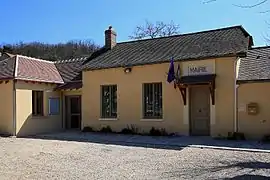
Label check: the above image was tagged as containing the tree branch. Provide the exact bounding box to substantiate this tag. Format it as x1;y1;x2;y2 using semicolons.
203;0;217;4
233;0;268;8
130;20;180;40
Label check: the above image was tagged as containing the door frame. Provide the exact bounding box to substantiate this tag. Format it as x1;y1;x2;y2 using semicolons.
189;85;211;136
65;95;81;130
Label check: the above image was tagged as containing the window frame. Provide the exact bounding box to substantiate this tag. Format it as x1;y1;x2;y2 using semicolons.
100;85;117;119
32;90;44;116
142;82;163;119
48;97;60;115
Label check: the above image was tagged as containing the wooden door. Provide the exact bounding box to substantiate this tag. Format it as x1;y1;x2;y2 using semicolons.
66;96;81;129
189;86;210;136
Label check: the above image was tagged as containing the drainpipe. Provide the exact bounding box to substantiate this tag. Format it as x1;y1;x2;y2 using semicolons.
12;55;18;136
234;57;241;133
12;80;17;136
61;91;64;130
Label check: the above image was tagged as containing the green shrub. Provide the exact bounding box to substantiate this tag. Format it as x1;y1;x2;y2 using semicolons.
149;127;168;136
121;128;133;134
160;128;168;136
227;132;246;140
261;134;270;143
82;126;95;132
120;124;139;134
100;126;113;133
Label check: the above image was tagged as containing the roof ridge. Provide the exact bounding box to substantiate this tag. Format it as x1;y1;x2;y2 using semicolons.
250;46;270;50
16;54;54;63
117;25;245;45
54;57;88;64
0;56;15;63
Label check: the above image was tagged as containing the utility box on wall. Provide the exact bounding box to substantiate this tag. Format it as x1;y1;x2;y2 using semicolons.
247;102;259;115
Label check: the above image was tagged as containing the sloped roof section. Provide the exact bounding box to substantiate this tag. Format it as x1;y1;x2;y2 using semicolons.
16;55;64;83
54;57;89;90
0;56;16;80
83;26;252;71
54;81;82;90
55;57;87;82
237;46;270;82
0;52;15;61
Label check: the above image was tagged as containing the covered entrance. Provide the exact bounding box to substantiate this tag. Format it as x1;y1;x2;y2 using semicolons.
65;96;81;129
175;74;216;136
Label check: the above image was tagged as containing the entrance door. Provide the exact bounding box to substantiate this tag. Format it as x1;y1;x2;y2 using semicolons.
66;96;81;129
189;86;210;136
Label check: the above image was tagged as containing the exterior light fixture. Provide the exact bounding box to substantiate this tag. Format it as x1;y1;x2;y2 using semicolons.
124;67;132;73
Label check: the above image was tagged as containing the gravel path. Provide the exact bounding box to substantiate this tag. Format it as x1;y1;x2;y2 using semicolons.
0;137;269;180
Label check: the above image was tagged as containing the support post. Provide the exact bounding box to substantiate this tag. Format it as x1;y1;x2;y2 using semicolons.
209;81;215;105
178;85;187;105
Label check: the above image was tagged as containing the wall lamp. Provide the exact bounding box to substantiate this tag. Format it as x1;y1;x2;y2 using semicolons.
124;67;132;74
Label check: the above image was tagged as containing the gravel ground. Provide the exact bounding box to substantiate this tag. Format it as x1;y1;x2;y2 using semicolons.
0;137;270;180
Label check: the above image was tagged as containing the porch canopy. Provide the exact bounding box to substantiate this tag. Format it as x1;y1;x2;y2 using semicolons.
175;74;216;105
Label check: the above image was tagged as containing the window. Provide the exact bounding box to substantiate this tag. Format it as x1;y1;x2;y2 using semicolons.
32;91;44;116
101;85;117;118
49;97;60;115
143;83;163;119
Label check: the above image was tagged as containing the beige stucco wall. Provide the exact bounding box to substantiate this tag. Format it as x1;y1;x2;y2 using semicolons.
238;83;270;139
0;81;14;135
82;57;236;136
15;81;63;136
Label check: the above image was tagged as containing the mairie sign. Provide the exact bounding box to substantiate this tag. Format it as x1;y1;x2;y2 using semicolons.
189;66;207;74
182;63;214;76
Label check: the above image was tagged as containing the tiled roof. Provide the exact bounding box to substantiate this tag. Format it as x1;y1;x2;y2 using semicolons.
16;55;63;83
54;81;82;90
83;26;253;71
0;54;88;89
55;57;87;82
0;55;64;83
54;57;88;90
237;46;270;82
0;56;16;80
0;52;15;61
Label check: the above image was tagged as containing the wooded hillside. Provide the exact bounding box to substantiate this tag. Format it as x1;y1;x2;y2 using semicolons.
0;40;100;61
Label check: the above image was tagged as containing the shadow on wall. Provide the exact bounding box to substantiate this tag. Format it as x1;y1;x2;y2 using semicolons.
16;114;63;137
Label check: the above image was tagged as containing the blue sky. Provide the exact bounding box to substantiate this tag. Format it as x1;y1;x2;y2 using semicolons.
1;0;269;46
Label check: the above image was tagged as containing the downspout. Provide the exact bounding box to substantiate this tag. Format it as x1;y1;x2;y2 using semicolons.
61;91;64;130
13;55;19;136
12;80;16;136
234;57;241;133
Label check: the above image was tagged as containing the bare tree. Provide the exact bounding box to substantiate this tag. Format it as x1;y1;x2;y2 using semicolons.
203;0;270;43
203;0;269;12
129;20;180;40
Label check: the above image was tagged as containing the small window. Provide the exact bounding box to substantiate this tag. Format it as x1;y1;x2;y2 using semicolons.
49;97;60;115
32;91;44;116
143;83;163;119
101;85;117;118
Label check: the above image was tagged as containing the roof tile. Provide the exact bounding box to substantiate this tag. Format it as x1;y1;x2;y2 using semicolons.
16;55;64;83
237;46;270;82
83;26;252;70
55;57;87;82
0;56;16;80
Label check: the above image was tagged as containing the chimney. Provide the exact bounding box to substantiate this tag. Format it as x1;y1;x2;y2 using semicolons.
105;26;117;49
